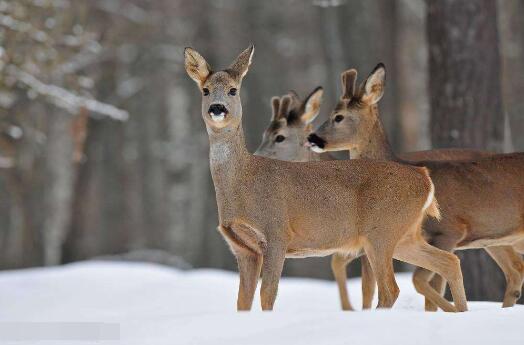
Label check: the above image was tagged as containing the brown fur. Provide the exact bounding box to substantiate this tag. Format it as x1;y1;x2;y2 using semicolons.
185;46;467;312
311;64;524;311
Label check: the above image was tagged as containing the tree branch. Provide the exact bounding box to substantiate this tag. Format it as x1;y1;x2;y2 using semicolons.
7;65;129;121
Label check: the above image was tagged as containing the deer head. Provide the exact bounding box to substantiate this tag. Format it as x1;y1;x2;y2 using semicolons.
307;64;385;157
184;45;254;133
254;87;323;161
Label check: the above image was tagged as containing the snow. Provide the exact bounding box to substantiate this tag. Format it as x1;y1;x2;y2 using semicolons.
0;261;522;345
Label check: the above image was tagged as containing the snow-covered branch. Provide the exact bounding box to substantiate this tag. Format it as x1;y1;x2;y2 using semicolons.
7;65;129;121
94;0;152;24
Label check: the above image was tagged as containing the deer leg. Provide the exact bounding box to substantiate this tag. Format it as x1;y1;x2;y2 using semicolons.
363;242;399;309
423;234;459;311
425;273;445;311
260;247;286;311
396;236;467;312
486;246;524;308
331;253;358;311
236;252;263;311
361;255;376;310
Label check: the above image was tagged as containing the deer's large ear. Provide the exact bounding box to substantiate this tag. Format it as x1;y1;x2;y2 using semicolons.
270;97;281;121
184;47;212;86
287;90;301;109
341;69;357;100
228;45;254;81
360;63;385;105
277;95;292;120
301;87;323;124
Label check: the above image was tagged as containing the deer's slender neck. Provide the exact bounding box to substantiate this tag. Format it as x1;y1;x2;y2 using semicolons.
208;122;250;181
353;106;397;161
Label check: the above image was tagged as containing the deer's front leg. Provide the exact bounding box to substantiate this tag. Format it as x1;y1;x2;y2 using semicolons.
217;224;267;311
236;252;263;311
331;252;358;311
260;246;286;311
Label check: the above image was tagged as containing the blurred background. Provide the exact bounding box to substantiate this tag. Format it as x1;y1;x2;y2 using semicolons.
0;0;523;303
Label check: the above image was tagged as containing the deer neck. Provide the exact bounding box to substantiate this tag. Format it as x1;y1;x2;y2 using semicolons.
208;122;250;188
352;106;396;161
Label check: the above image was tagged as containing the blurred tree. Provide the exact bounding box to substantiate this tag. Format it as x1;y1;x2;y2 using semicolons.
0;0;127;267
396;0;430;152
498;0;524;152
427;0;506;301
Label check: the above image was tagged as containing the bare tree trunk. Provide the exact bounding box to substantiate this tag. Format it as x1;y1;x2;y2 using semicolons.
315;1;348;109
396;0;430;152
497;0;524;151
427;0;506;301
42;108;75;265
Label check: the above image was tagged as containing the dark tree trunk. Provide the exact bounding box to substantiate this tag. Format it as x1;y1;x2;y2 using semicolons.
498;0;524;151
427;0;506;301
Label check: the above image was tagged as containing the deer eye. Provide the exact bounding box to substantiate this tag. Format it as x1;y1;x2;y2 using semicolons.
334;114;344;123
228;88;237;96
202;88;210;96
275;135;286;143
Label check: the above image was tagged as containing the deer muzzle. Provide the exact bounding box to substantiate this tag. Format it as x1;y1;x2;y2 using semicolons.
306;133;326;153
208;104;228;122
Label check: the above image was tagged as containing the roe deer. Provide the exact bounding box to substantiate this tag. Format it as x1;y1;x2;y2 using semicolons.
255;89;375;310
254;88;330;162
308;64;524;311
184;45;468;312
257;88;492;311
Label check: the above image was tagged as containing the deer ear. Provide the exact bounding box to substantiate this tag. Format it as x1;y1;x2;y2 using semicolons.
301;87;323;124
341;69;357;100
287;90;301;109
228;45;254;81
277;95;292;120
184;47;212;86
271;97;281;121
360;63;385;105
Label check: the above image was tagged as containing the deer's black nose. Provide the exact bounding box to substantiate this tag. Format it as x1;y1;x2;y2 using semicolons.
307;133;326;148
208;104;228;116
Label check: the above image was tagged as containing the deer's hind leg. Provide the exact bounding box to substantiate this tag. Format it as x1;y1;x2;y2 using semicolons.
486;246;524;308
423;232;461;311
396;235;468;312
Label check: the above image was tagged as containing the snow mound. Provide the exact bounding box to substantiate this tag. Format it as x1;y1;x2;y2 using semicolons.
0;261;522;345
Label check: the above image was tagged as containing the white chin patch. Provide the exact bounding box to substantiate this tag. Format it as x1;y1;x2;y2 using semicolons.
209;112;226;122
310;145;325;153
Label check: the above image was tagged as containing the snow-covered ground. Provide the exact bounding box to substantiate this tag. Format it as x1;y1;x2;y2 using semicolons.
0;261;522;345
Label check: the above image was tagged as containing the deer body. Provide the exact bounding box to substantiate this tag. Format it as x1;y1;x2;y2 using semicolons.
185;46;467;312
309;64;524;310
257;90;493;311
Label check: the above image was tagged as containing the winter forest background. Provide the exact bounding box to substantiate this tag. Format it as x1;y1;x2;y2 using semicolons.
0;0;523;303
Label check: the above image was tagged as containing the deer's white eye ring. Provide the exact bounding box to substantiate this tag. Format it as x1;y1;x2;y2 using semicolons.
228;88;237;96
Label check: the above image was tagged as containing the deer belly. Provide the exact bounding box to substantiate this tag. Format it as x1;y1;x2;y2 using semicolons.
285;248;337;258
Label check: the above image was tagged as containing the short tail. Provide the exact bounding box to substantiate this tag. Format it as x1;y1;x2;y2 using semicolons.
419;167;441;220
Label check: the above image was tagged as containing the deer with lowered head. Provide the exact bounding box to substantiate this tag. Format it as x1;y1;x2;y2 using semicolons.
308;64;524;311
184;45;468;312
